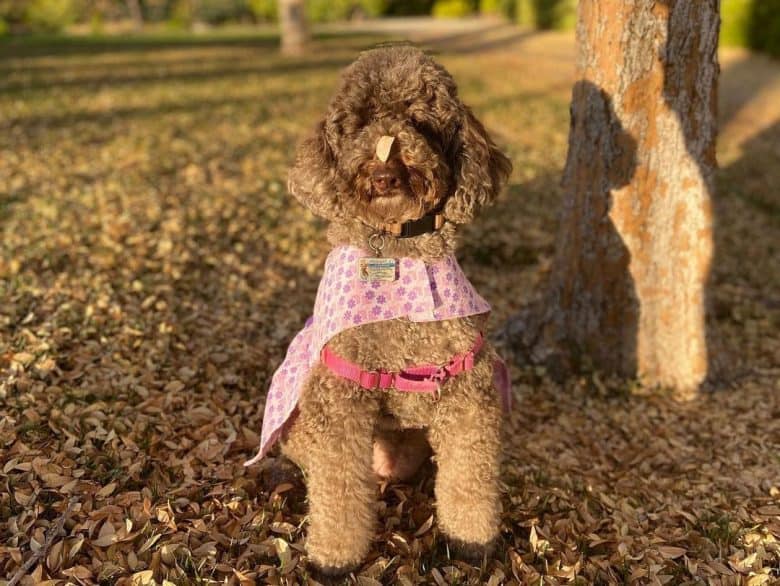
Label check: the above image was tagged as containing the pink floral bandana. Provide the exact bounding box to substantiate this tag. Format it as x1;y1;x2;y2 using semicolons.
245;245;509;466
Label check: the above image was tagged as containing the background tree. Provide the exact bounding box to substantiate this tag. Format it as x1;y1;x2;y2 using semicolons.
125;0;143;30
504;0;720;392
278;0;308;55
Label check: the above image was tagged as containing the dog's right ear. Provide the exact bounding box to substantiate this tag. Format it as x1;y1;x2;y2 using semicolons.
288;120;344;221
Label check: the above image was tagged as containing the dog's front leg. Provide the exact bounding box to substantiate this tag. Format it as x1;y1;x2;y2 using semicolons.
281;367;379;575
427;362;503;558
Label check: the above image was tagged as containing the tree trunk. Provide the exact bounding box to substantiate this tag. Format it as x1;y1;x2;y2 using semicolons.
279;0;308;56
505;0;719;391
125;0;143;31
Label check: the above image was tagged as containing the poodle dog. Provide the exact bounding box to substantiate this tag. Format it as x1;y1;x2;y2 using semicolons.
245;45;512;575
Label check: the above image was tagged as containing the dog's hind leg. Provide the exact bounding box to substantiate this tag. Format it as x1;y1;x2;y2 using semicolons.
372;427;431;482
281;367;379;575
427;362;503;556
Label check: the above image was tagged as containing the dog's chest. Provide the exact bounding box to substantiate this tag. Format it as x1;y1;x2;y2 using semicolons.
326;315;487;372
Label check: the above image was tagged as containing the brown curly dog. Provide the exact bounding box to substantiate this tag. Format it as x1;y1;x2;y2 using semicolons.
270;45;512;575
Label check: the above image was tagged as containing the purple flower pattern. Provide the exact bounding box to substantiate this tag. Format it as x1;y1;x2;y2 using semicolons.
248;245;492;464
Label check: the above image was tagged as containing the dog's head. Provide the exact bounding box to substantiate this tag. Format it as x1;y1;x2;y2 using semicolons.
289;46;511;229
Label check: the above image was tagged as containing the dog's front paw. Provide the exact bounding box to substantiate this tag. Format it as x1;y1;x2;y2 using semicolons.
306;535;369;580
307;556;360;581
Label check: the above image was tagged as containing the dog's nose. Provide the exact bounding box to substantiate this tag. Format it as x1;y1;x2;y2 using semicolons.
371;167;401;193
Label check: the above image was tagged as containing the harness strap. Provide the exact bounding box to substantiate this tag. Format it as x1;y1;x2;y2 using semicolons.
320;333;484;398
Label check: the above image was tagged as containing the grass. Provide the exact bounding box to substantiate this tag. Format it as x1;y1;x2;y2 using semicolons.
0;26;383;58
1;23;779;585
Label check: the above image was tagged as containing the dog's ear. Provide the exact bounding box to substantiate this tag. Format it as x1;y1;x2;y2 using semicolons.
443;106;512;224
288;119;344;221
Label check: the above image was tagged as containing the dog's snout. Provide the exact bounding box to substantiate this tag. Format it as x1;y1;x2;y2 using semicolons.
371;166;401;193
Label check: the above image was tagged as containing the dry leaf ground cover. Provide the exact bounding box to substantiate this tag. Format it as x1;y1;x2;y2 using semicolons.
1;21;779;586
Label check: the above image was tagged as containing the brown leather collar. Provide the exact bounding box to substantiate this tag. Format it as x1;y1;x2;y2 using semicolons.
381;213;444;238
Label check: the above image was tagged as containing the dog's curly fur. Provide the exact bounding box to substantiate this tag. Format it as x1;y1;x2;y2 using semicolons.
279;45;512;574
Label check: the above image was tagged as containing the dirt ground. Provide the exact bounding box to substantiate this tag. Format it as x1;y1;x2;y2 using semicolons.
1;20;778;585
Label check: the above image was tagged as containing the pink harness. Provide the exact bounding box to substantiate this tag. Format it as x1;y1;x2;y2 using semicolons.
244;246;511;466
321;331;484;397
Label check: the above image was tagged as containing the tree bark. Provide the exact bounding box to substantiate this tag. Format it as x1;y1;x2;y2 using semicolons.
505;0;719;391
125;0;143;31
279;0;308;56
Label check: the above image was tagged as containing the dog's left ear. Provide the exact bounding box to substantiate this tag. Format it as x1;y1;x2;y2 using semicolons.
443;106;512;224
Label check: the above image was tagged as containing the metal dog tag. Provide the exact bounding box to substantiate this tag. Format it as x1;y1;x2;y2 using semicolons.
358;257;397;282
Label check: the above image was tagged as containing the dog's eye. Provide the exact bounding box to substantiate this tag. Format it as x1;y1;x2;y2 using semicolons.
412;119;435;137
412;119;443;149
